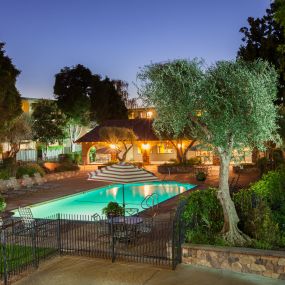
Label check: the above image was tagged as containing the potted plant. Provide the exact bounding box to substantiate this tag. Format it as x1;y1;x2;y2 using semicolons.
102;202;124;218
196;171;207;181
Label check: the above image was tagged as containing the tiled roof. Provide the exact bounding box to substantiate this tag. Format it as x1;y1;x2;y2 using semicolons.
76;119;159;143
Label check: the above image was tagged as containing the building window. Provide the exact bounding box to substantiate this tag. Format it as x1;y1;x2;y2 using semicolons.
157;143;173;154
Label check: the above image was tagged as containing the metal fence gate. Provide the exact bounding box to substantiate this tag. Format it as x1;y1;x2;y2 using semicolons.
1;210;184;284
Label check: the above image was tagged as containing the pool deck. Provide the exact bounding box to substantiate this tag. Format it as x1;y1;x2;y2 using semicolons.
14;256;284;285
4;165;260;217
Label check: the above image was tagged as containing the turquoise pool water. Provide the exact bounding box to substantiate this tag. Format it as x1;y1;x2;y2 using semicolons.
13;181;195;218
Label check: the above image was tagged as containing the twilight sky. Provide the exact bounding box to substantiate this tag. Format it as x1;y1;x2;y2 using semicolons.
1;0;270;99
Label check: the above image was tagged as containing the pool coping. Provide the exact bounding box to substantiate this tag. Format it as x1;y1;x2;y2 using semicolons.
11;181;197;217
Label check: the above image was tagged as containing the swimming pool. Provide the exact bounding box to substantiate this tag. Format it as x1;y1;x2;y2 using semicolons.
13;181;196;218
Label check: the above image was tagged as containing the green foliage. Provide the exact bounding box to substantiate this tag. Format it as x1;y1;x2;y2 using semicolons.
138;59;279;154
32;99;67;147
58;152;82;164
196;171;207;181
0;43;22;133
256;157;269;175
54;162;80;172
16;163;45;178
234;168;285;249
90;77;128;124
0;195;6;212
102;201;124;217
54;64;92;125
238;2;285;104
0;113;33;158
0;169;10;179
182;188;224;244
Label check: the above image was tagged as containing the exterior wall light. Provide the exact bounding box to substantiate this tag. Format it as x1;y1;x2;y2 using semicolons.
141;143;150;150
110;144;117;149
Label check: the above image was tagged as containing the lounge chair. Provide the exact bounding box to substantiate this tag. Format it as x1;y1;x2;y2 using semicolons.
7;177;21;191
21;175;34;188
137;217;153;234
33;172;45;185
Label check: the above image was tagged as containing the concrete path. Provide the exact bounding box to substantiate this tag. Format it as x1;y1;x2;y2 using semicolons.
14;256;284;285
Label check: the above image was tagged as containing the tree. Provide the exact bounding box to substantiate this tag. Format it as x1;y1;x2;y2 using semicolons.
0;42;22;132
90;77;128;124
32;100;67;157
138;59;279;245
275;0;285;31
153;126;196;163
238;3;285;104
54;64;93;152
0;114;32;159
99;127;137;162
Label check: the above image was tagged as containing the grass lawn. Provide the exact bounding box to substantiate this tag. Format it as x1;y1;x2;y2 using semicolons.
0;244;56;274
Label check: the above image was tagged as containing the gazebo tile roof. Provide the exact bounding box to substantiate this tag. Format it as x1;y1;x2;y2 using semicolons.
76;119;158;143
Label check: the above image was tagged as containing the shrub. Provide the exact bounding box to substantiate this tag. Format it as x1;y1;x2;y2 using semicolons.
182;188;224;245
196;171;207;181
187;157;201;165
0;169;10;180
102;202;124;217
0;195;6;212
58;154;73;164
55;162;80;172
256;157;269;175
16;163;45;178
234;168;285;248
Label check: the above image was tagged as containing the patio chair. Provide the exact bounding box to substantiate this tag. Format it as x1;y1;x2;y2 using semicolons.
112;222;137;243
15;207;51;236
91;213;109;236
0;179;8;195
7;177;21;191
33;172;45;185
137;217;153;234
124;207;139;216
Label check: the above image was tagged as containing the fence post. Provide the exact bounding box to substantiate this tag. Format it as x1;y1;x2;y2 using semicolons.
31;221;39;269
56;213;61;255
172;219;176;270
111;217;115;263
1;230;8;285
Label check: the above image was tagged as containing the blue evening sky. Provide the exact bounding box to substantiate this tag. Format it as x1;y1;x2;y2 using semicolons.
0;0;270;99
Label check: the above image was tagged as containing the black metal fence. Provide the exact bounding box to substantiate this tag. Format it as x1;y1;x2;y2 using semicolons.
0;211;184;285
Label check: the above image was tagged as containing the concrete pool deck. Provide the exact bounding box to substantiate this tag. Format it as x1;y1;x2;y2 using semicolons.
5;165;260;216
14;256;284;285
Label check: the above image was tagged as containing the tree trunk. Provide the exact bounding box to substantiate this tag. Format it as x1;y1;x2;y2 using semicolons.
217;152;250;245
118;145;133;162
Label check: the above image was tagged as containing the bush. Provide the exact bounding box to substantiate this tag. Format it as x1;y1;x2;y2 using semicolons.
233;167;285;249
182;188;224;245
0;195;6;212
0;169;10;180
55;162;80;172
196;171;207;181
16;163;45;178
102;202;124;217
58;152;82;165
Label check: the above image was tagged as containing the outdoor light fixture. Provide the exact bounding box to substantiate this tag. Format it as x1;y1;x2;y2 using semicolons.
110;144;117;149
141;143;150;150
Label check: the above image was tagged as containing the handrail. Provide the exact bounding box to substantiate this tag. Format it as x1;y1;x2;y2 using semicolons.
141;193;159;210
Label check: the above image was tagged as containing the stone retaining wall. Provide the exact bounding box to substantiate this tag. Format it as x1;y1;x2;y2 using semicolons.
182;244;285;279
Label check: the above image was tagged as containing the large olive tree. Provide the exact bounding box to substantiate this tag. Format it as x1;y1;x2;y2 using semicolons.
138;59;279;245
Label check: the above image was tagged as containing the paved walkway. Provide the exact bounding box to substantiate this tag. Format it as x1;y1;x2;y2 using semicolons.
14;256;284;285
